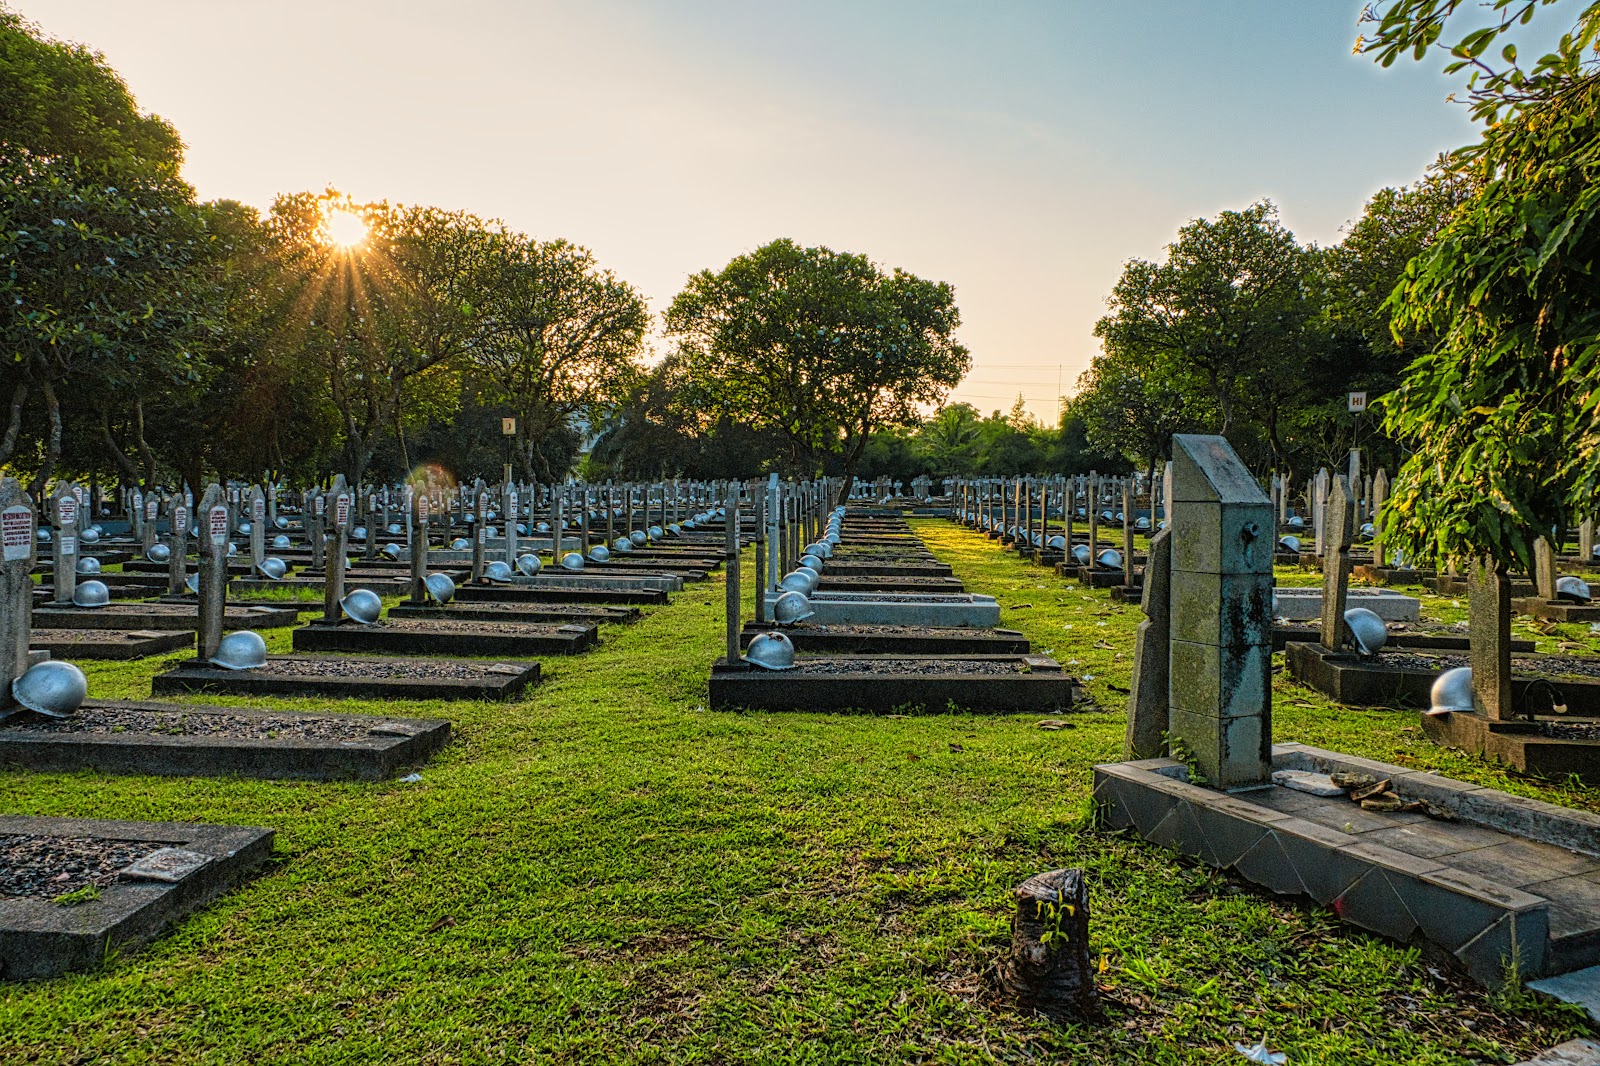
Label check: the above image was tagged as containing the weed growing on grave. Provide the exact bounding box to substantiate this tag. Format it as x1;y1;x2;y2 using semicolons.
51;884;99;906
0;520;1587;1063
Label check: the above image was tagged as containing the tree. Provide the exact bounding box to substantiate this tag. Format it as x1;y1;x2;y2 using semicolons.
1359;1;1600;571
473;238;648;481
1072;343;1196;476
666;239;970;499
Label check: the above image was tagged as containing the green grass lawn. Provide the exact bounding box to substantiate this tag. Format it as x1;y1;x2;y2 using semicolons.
0;520;1592;1063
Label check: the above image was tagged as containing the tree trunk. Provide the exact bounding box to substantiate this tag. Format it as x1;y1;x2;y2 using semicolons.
0;379;30;466
100;411;143;483
29;378;63;498
1000;868;1099;1021
133;397;159;489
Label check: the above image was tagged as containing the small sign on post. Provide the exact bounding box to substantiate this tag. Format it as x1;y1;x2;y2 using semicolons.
1347;391;1368;414
502;417;516;436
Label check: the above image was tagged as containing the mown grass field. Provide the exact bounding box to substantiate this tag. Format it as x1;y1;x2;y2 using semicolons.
1;519;1595;1064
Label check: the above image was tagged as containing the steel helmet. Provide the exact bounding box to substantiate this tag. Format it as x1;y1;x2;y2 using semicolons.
211;630;268;671
352;526;368;541
1135;516;1152;532
772;590;815;624
1100;510;1114;523
486;510;498;522
272;534;292;549
256;557;288;581
1287;515;1306;531
1390;549;1411;569
647;525;664;541
1070;544;1092;566
1278;535;1301;554
779;569;817;595
11;660;87;718
537;521;552;533
425;572;458;604
185;573;199;594
666;523;681;537
560;551;586;571
75;556;101;575
800;553;824;572
809;541;834;560
146;543;172;563
387;523;403;535
1343;607;1388;658
588;544;611;563
340;588;383;624
1429;666;1475;716
1095;548;1123;570
612;537;634;553
226;542;239;557
1047;535;1066;550
630;530;647;546
823;532;841;547
1557;576;1593;604
744;630;796;671
72;580;110;608
483;560;514;583
485;526;498;539
451;538;471;550
463;513;475;524
682;520;698;530
516;553;542;576
237;521;253;535
80;527;100;545
275;516;290;530
1359;522;1376;541
381;543;403;560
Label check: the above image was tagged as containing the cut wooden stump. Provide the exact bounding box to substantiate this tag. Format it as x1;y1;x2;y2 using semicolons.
1000;868;1099;1020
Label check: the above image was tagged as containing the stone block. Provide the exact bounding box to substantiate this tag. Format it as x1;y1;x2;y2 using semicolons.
1170;641;1271;722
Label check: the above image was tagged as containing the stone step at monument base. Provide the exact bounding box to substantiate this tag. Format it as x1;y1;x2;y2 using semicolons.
1516;599;1600;624
0;815;273;981
31;602;299;632
386;601;639;625
1285;642;1600;715
1271;586;1422;622
0;699;448;780
759;590;1000;628
1094;743;1600;988
1271;624;1535;654
1423;711;1600;786
29;629;193;660
290;618;598;656
708;654;1076;713
739;621;1029;655
455;584;668;607
152;655;541;701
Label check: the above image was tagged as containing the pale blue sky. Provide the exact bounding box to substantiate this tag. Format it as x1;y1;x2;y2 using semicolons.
19;1;1488;420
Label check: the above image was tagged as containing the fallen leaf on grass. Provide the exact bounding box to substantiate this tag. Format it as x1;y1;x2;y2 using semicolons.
948;743;965;753
1107;683;1130;694
1036;719;1077;730
1093;640;1115;650
1010;603;1033;609
906;754;921;761
426;916;457;934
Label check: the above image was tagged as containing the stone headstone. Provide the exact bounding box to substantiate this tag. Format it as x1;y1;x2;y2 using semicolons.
323;476;350;623
1320;475;1356;651
1126;527;1171;759
1470;560;1512;721
1535;538;1559;601
168;493;190;596
308;489;326;570
471;478;488;583
248;486;266;567
410;487;429;603
1371;468;1389;567
142;492;160;553
1168;435;1274;791
0;480;34;703
197;484;229;662
505;482;520;564
1581;517;1595;563
50;482;78;606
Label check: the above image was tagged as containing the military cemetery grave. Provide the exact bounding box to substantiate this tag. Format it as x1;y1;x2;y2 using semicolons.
18;7;1600;1060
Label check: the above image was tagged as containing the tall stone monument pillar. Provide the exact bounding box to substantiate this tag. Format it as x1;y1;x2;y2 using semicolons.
168;492;190;596
248;486;266;568
1168;434;1274;791
50;482;79;607
197;484;229;663
322;476;350;624
0;480;36;700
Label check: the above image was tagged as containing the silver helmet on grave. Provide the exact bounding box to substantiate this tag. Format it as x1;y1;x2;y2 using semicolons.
1287;515;1306;531
451;538;471;550
1557;576;1593;604
483;560;514;583
1095;548;1122;570
800;553;824;572
612;537;634;553
588;545;611;563
1343;607;1388;658
80;527;100;545
340;588;383;624
275;516;290;530
256;557;288;581
11;660;87;718
272;534;292;549
772;590;815;624
72;580;110;608
425;572;458;604
647;525;664;541
1070;544;1091;566
211;630;268;671
146;543;172;563
237;521;253;535
75;556;101;575
1429;667;1475;716
1047;535;1066;550
381;543;403;560
630;530;647;546
560;551;585;571
1134;516;1151;532
516;553;542;576
744;630;796;671
1278;535;1301;555
185;573;199;594
779;569;818;595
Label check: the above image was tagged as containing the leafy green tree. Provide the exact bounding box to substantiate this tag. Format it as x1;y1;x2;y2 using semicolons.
666;238;969;499
473;237;648;481
1360;1;1600;570
1072;344;1196;476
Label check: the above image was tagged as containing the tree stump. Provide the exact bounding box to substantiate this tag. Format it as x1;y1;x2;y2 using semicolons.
1001;868;1099;1020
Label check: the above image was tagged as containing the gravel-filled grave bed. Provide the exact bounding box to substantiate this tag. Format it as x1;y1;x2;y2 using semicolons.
783;658;1031;676
152;654;541;701
4;706;386;741
0;835;156;901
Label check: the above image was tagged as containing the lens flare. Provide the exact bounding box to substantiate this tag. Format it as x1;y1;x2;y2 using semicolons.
324;209;368;249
